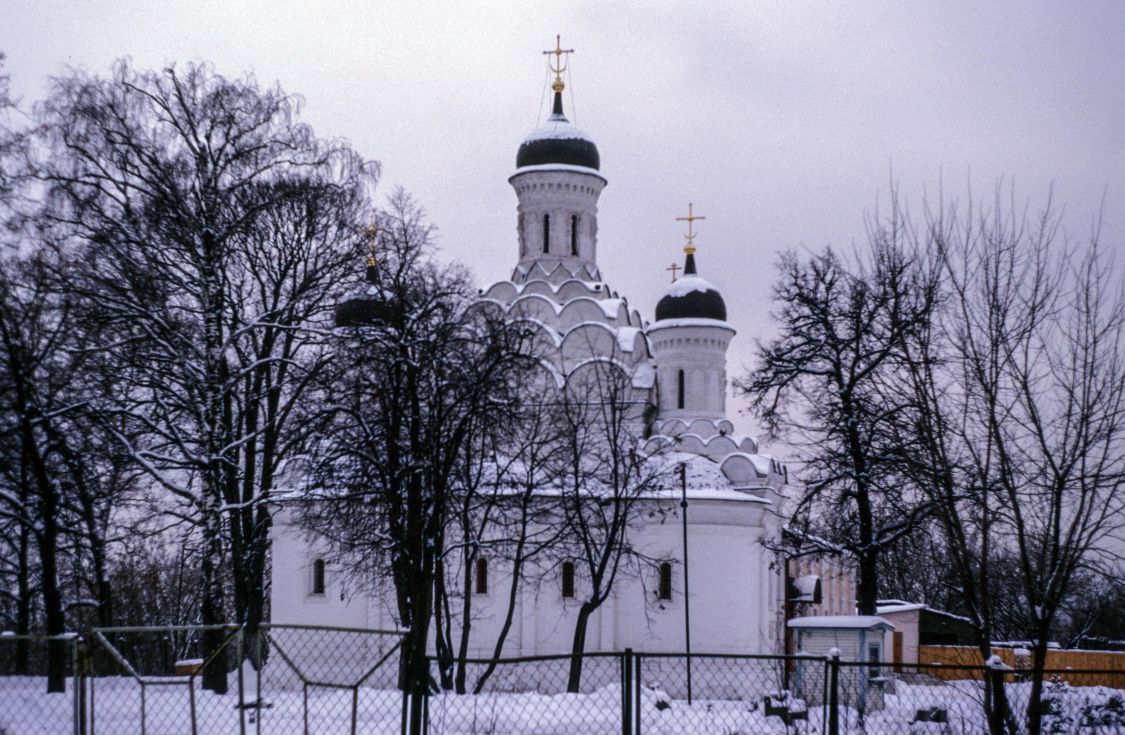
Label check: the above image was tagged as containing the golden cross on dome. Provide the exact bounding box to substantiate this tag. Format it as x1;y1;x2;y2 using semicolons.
363;222;380;266
676;202;706;255
666;262;681;282
543;34;574;93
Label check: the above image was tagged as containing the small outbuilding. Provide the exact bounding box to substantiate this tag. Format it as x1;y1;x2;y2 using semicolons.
788;615;895;712
876;601;976;669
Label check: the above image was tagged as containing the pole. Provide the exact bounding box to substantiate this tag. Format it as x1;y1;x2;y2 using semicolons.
680;462;693;705
828;651;840;735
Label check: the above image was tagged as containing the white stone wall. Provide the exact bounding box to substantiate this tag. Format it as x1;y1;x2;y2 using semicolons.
270;496;784;656
509;169;606;268
268;508;384;630
648;322;735;422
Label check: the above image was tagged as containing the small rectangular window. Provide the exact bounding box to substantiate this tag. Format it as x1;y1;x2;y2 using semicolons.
868;643;881;677
312;559;326;595
570;215;578;255
658;562;673;601
543;215;550;254
562;561;575;598
676;370;685;409
475;558;489;595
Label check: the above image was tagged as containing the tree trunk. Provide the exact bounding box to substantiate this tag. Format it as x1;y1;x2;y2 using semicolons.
22;419;66;692
454;550;475;694
200;506;228;695
473;520;530;694
566;602;596;693
856;547;878;616
14;484;32;674
1026;628;1052;735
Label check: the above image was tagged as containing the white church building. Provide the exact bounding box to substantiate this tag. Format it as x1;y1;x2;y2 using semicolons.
270;54;794;657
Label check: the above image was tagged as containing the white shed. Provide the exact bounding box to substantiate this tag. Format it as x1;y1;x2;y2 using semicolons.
787;615;895;712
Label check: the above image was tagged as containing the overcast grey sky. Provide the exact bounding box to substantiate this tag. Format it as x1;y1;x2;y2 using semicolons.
3;0;1123;439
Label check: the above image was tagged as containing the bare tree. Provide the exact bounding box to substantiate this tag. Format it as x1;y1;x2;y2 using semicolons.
469;395;571;694
554;358;666;692
895;191;1125;735
738;208;938;614
0;245;96;690
433;383;570;694
297;191;539;730
32;59;374;691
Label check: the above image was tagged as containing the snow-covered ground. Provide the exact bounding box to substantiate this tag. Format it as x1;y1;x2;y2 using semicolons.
2;674;1124;733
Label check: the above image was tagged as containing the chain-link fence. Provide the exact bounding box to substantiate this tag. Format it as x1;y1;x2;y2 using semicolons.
0;632;81;735
259;624;404;734
4;627;1125;733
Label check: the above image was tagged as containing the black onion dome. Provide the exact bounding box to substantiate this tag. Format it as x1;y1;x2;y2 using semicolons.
335;262;393;327
654;253;727;321
515;92;600;171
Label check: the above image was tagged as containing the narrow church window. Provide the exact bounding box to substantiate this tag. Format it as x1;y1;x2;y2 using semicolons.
475;557;489;595
658;562;673;600
570;215;578;255
677;370;685;409
543;214;550;253
562;561;575;598
311;559;326;595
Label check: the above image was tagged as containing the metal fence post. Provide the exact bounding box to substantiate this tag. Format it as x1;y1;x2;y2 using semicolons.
634;652;642;735
73;637;84;735
621;648;633;735
237;626;246;735
988;660;1007;735
828;651;840;735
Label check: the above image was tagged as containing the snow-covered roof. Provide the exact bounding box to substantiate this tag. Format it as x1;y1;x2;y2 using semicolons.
876;603;972;624
790;575;821;602
788;615;895;631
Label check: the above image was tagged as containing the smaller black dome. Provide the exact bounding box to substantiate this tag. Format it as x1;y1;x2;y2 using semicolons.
515;92;600;171
335;263;393;327
654;253;727;322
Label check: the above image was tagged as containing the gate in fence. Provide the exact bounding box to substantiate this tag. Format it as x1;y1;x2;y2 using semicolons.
4;625;1125;734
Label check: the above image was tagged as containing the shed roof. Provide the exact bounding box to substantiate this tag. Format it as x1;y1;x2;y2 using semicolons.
788;615;894;631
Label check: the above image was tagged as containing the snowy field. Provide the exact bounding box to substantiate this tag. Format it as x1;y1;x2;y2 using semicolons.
3;674;1125;733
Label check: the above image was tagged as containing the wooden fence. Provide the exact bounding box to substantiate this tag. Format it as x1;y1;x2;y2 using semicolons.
917;645;1125;688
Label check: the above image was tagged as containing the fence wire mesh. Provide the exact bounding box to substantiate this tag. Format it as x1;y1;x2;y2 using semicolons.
426;652;623;735
0;633;79;735
89;625;246;735
4;627;1125;733
258;624;404;734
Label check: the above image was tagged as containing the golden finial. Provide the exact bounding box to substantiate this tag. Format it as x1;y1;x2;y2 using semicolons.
363;222;379;267
543;34;574;93
666;262;681;282
675;202;706;255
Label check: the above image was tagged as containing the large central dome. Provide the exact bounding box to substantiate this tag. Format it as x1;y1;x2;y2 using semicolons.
516;92;600;171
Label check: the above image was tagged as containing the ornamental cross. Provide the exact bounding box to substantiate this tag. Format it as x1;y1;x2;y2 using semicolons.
543;35;574;90
676;202;706;253
363;222;380;266
666;262;681;282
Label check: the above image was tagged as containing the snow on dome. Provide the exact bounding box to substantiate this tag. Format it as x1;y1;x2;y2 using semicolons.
654;272;727;322
522;115;596;144
663;274;718;299
515;104;601;171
